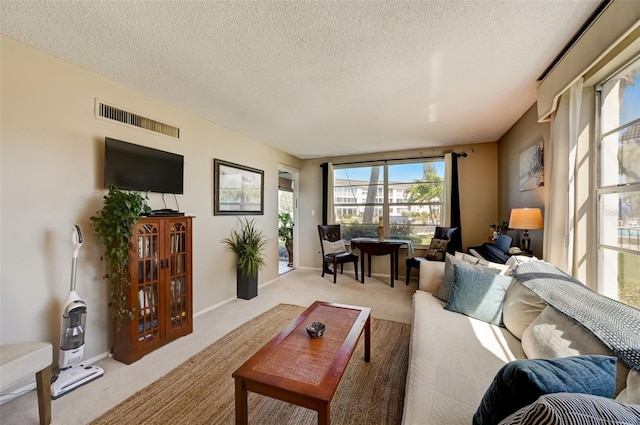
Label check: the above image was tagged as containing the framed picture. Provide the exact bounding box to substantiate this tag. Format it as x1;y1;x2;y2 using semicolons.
214;159;264;215
519;139;544;191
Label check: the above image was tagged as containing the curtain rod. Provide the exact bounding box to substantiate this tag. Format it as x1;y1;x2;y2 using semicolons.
326;152;467;167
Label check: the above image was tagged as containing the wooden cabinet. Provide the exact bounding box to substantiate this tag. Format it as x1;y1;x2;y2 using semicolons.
113;216;193;364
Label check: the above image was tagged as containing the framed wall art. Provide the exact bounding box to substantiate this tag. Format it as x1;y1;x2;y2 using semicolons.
214;159;264;215
519;138;544;191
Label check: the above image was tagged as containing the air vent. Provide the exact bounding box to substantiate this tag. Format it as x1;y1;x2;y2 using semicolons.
95;101;180;139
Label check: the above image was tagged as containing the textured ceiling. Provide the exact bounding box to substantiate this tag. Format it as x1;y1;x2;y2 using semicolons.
1;1;602;159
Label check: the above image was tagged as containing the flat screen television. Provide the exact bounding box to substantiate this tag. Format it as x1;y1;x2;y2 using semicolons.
104;137;184;194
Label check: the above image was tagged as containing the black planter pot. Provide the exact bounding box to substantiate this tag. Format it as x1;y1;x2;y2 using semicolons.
237;268;258;300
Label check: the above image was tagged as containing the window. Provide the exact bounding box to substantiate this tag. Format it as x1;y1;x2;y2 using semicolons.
333;159;445;244
596;56;640;308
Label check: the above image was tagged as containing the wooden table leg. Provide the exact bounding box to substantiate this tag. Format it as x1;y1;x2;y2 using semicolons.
367;254;372;277
235;378;248;425
395;248;399;280
389;253;394;287
360;251;365;283
36;365;51;425
364;315;371;362
318;401;330;425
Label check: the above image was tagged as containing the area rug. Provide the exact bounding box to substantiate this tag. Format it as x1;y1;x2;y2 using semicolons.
90;304;410;425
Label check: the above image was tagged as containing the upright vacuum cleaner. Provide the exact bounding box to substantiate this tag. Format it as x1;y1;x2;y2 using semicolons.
51;225;104;399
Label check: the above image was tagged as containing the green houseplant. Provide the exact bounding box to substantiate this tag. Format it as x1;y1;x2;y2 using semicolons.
222;217;267;300
278;212;294;267
90;187;151;330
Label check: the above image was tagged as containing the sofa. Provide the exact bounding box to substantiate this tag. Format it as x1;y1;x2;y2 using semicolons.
402;253;640;424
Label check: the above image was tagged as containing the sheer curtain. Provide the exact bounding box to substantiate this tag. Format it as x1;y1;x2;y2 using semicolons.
543;78;593;281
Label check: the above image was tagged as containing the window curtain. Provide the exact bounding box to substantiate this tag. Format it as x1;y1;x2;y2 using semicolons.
320;162;334;225
543;78;593;281
444;152;462;252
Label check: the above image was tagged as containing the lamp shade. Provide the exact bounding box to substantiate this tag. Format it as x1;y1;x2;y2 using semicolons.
509;208;543;230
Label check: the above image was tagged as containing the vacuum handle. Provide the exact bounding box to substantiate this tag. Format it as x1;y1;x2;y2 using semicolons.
72;225;83;258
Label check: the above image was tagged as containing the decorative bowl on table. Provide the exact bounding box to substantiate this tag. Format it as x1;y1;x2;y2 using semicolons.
306;322;326;338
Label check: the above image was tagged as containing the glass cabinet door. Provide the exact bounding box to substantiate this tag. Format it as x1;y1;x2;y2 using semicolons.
166;219;190;337
135;222;161;344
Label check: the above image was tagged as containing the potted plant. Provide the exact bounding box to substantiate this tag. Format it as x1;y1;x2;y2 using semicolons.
278;212;294;267
222;217;267;300
90;187;151;330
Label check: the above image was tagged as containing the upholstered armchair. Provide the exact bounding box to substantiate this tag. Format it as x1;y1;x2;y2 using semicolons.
317;225;359;284
405;226;459;285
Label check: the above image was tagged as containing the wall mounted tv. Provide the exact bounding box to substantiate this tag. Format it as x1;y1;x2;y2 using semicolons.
104;137;184;194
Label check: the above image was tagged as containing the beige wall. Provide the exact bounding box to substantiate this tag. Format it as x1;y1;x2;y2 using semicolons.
297;142;500;276
497;104;549;258
0;35;503;363
0;36;301;360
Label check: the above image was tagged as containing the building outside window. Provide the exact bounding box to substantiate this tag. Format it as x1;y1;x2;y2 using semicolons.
596;56;640;308
333;160;445;245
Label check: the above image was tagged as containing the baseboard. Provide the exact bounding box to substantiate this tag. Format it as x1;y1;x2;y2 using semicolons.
0;382;36;405
0;350;108;405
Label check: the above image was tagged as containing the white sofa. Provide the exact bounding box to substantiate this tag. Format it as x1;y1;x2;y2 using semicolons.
402;256;638;425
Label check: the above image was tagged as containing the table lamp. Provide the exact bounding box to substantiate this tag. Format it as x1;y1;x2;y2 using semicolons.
508;208;543;252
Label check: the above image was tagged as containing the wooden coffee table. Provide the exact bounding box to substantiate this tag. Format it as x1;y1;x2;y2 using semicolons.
232;301;371;425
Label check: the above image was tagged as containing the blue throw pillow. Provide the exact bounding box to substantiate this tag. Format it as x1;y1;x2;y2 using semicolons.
495;233;512;253
444;265;512;325
473;355;617;425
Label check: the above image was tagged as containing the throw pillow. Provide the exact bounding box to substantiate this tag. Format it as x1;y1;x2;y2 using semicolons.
424;248;445;261
616;369;640;405
499;393;640;425
521;306;630;396
424;238;449;261
433;253;502;302
494;233;512;253
455;251;486;265
505;255;539;269
502;280;546;340
445;265;513;325
473;355;617;425
321;240;346;255
429;238;449;250
455;251;512;275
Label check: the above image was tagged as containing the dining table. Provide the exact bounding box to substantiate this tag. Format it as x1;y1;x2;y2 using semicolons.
349;238;413;287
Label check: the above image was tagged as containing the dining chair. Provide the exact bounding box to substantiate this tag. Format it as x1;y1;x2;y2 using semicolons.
317;225;359;283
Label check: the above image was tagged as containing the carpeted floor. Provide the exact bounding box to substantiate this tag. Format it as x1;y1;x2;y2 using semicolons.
90;304;410;425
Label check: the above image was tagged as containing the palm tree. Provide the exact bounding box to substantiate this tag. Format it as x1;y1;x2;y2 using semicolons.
404;163;443;224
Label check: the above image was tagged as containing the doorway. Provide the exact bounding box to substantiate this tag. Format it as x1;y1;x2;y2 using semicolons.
278;166;297;275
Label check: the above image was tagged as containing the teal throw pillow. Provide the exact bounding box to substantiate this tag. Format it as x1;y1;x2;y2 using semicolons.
473;355;617;425
434;253;502;302
444;264;512;325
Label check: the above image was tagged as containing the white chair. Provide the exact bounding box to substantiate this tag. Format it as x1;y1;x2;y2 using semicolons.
0;342;53;425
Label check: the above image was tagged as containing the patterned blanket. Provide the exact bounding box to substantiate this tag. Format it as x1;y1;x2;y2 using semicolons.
512;261;640;371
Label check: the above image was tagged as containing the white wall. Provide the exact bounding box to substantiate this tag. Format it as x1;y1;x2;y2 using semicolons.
0;36;301;361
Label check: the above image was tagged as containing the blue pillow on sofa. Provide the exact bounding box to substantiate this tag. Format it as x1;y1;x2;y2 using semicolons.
472;355;617;425
444;265;512;325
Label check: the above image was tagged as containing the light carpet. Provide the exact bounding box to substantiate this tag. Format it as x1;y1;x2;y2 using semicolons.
90;303;410;424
